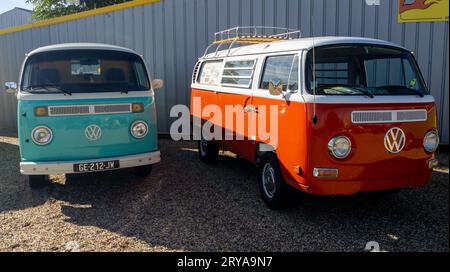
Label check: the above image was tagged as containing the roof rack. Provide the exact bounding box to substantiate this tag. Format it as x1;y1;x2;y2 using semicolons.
202;26;301;58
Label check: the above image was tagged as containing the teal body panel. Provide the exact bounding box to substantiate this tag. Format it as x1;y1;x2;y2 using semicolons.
18;96;158;162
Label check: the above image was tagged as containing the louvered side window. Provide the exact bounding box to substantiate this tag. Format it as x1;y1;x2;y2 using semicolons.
192;61;202;84
221;60;256;88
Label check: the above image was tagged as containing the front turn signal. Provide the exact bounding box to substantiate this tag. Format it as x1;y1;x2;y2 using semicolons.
313;168;339;179
132;103;144;113
34;106;48;117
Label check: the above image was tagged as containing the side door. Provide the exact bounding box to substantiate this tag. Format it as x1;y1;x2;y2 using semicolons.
217;57;258;162
252;53;301;158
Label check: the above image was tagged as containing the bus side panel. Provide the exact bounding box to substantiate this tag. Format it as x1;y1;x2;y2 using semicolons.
191;88;257;162
252;97;309;189
190;88;219;126
216;91;255;162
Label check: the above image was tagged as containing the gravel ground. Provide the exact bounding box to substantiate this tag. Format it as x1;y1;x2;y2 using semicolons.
0;134;448;252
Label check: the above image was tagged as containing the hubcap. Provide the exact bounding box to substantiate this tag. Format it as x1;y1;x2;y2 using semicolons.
262;163;276;198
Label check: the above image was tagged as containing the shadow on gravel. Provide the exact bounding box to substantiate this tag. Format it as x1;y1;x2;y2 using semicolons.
0;141;50;213
57;140;449;252
1;139;448;251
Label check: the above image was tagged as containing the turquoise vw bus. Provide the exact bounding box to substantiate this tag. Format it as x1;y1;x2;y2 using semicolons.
4;43;162;188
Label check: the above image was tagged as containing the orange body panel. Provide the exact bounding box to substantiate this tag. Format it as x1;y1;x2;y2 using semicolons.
191;88;436;195
251;95;309;188
217;91;255;162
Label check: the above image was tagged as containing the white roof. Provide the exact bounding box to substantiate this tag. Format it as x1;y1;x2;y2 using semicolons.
27;43;139;56
202;36;408;59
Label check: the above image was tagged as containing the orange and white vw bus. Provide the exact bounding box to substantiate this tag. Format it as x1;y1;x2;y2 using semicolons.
190;27;439;209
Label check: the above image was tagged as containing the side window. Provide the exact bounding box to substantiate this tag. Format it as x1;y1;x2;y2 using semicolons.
198;60;223;85
287;56;299;92
221;60;255;88
260;55;299;92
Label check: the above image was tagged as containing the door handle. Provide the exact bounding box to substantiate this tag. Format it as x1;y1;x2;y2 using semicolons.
244;106;258;113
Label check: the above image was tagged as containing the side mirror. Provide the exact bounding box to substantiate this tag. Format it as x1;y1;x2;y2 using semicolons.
4;82;17;94
151;79;164;90
287;82;298;93
268;80;282;96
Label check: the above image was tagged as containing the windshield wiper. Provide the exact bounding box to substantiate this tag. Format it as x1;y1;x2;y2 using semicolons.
350;87;374;98
316;85;374;98
411;88;424;97
377;85;424;97
23;85;72;96
121;88;149;94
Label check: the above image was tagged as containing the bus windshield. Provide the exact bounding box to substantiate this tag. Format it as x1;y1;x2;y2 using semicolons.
305;45;428;96
21;49;150;94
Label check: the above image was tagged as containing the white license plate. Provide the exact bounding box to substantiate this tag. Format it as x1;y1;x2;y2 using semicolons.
73;160;119;173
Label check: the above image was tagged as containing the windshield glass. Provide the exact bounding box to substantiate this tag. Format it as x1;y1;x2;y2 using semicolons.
305;45;428;96
21;49;150;93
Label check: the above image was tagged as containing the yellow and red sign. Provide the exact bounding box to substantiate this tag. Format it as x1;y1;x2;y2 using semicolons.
398;0;449;23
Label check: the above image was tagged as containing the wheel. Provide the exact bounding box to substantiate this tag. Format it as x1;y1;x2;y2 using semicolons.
134;165;153;177
258;152;292;210
28;175;49;189
198;137;219;164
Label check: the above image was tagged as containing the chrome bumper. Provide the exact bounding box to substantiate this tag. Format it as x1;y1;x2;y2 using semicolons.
20;151;161;175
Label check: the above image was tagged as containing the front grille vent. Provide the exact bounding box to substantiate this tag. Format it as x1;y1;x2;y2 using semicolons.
397;110;427;121
352;111;393;123
48;104;132;116
49;105;90;116
94;104;131;114
351;109;427;124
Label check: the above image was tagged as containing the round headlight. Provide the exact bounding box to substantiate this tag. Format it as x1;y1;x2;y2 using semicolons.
328;136;352;159
131;121;148;139
423;131;439;153
31;126;53;145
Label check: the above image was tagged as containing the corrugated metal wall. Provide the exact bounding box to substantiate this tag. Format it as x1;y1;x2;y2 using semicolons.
0;0;448;143
0;8;32;29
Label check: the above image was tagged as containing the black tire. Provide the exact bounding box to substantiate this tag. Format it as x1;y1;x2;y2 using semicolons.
28;175;49;189
198;137;219;164
258;152;292;210
134;165;153;177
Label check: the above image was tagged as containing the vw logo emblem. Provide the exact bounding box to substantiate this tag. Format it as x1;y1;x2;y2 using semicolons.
85;124;102;141
384;127;406;153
